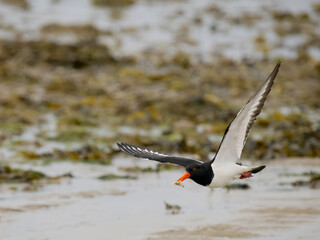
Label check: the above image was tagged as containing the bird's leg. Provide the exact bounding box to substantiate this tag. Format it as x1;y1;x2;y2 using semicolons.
240;172;252;179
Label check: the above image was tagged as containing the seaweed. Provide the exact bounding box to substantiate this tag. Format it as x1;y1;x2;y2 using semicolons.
98;173;137;180
0;165;72;184
225;183;250;190
291;172;320;189
21;145;114;165
91;0;135;8
164;201;181;214
0;0;29;10
0;40;116;69
0;33;320;163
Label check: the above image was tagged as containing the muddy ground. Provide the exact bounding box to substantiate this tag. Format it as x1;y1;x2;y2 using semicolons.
1;158;320;240
0;0;320;239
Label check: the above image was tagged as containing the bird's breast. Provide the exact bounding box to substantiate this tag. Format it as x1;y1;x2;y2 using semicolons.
209;164;244;188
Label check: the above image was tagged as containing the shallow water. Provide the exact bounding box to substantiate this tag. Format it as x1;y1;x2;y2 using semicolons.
0;0;319;239
0;0;319;61
1;158;320;240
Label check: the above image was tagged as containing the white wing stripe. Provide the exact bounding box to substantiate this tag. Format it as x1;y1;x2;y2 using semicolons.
132;145;169;157
213;62;280;165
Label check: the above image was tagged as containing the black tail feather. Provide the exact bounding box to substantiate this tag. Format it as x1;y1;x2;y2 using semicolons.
251;165;266;174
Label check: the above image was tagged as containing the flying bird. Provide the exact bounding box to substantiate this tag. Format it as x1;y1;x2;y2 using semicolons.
117;62;281;188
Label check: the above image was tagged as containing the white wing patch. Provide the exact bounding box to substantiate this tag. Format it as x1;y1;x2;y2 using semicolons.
213;62;281;166
135;146;169;157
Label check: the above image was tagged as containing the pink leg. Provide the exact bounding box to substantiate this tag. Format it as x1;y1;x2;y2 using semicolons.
240;172;252;179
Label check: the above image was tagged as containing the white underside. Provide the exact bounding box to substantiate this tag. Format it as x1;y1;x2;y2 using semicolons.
209;163;252;188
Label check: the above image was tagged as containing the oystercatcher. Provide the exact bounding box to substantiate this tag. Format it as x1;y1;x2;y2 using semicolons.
117;62;281;188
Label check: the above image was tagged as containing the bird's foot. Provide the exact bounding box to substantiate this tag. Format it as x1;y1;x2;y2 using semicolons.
240;172;252;179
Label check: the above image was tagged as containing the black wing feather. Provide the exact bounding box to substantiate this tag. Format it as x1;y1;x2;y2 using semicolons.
117;142;201;167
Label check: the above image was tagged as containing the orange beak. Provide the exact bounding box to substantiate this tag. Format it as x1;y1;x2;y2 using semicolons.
174;172;190;186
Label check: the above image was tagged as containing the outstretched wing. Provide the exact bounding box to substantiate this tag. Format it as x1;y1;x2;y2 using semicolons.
117;142;202;167
212;61;281;166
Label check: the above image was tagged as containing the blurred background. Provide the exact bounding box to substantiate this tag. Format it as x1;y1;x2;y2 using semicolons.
0;0;319;240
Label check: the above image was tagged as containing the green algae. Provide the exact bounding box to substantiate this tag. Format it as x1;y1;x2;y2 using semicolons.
225;183;250;190
98;173;137;180
0;40;116;69
119;166;156;173
21;145;113;165
0;0;29;10
0;35;320;164
91;0;135;8
119;163;180;173
0;165;46;183
291;172;320;189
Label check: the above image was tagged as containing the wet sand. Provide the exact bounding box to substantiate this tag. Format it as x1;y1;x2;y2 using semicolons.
0;158;319;240
0;1;319;239
149;159;320;240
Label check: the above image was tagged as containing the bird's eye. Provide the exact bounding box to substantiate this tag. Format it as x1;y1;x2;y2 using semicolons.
192;168;197;172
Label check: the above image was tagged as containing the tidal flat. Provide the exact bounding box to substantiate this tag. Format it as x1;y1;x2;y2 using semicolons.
0;0;320;239
1;158;320;240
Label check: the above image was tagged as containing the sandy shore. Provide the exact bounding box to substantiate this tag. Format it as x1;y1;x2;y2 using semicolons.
0;158;319;240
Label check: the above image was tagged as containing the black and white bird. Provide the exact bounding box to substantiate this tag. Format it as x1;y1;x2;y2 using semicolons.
117;62;281;188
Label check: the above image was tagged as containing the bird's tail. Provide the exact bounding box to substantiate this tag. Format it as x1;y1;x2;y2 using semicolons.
250;165;266;174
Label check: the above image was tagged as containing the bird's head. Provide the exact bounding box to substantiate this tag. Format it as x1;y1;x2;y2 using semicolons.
174;162;213;187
